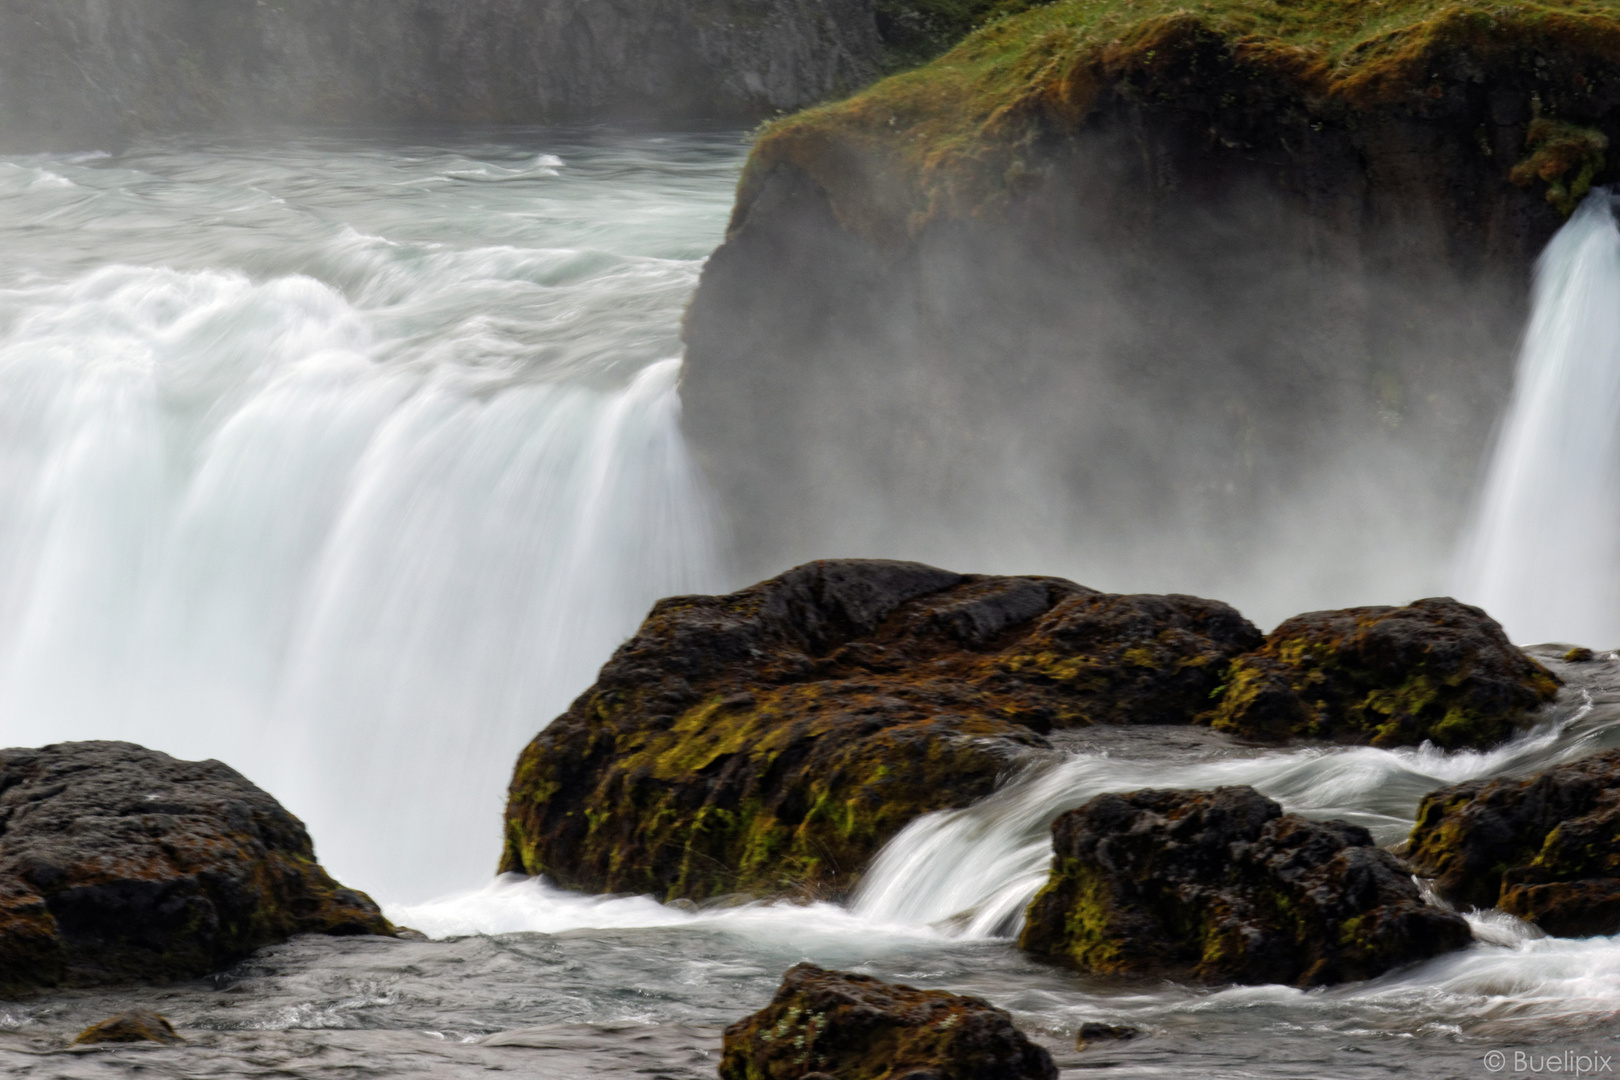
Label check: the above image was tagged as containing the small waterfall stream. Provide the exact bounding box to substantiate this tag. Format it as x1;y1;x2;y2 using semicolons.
1459;190;1620;647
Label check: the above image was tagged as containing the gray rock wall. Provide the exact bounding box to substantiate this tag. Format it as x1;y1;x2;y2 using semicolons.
0;0;883;143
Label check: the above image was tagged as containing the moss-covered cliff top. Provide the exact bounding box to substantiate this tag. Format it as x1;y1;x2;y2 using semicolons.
740;0;1620;243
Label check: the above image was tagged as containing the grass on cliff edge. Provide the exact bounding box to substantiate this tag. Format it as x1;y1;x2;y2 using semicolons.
744;0;1620;242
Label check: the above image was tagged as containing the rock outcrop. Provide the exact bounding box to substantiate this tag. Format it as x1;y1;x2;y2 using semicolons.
682;0;1616;598
1407;749;1620;936
1018;786;1472;986
1207;597;1560;749
0;741;393;995
499;558;1260;901
74;1010;184;1046
720;962;1057;1080
0;0;884;144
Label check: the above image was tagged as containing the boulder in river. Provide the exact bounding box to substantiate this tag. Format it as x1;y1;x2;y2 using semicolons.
1018;786;1473;986
1407;748;1620;936
73;1009;184;1045
500;558;1261;901
1208;598;1559;749
720;962;1057;1080
0;741;394;995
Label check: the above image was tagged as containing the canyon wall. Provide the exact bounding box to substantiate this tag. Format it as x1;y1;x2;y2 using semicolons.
681;4;1618;621
0;0;884;143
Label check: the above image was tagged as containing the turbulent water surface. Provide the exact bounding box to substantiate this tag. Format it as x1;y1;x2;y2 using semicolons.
3;133;1620;1079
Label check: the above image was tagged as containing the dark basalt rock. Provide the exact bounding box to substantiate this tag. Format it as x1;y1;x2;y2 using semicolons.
74;1009;184;1045
1208;598;1560;749
719;962;1057;1080
1407;748;1620;936
1018;786;1472;987
499;558;1260;901
0;741;393;995
1075;1022;1140;1049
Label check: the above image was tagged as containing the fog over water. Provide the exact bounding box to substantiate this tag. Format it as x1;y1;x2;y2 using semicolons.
3;130;1620;1077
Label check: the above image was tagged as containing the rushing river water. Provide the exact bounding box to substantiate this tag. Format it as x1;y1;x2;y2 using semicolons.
3;131;1620;1079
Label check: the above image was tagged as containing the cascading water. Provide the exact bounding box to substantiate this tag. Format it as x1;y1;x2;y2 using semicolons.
1459;189;1620;647
9;132;1620;1080
0;134;735;900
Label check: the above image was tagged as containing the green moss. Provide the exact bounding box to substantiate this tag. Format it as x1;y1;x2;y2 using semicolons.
739;0;1620;246
1511;116;1609;214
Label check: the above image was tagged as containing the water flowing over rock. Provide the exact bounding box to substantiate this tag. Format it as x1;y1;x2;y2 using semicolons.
1018;786;1473;987
1407;748;1620;936
499;558;1260;901
0;0;883;143
0;741;393;995
1208;598;1560;749
719;962;1057;1080
682;0;1616;608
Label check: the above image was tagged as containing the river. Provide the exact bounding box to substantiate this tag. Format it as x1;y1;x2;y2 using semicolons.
0;129;1616;1079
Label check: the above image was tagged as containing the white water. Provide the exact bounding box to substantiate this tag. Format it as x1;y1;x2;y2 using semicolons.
0;134;739;900
1459;190;1620;647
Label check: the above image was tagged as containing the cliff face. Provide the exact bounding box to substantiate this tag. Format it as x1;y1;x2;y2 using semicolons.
681;1;1620;611
0;0;884;143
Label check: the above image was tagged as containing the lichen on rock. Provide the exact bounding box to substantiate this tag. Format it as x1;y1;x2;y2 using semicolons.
720;962;1057;1080
499;558;1261;902
1407;748;1620;936
1207;597;1560;749
0;741;394;996
1018;785;1472;987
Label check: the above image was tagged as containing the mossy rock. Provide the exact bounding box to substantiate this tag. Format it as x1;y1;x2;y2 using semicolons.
1207;597;1560;749
500;559;1261;902
739;0;1620;248
720;962;1057;1080
0;741;394;996
1407;748;1620;935
1018;786;1472;987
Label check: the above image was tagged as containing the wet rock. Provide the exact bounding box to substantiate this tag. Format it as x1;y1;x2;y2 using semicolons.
1075;1022;1139;1049
1407;748;1620;936
73;1009;183;1045
500;559;1260;901
1208;598;1559;749
719;962;1056;1080
0;741;394;995
1565;647;1596;663
1018;786;1472;987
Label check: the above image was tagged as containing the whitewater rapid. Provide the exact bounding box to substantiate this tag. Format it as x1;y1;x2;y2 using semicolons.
0;134;735;900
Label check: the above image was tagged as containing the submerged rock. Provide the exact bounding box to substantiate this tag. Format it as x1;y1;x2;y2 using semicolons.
73;1009;184;1045
1407;749;1620;936
720;962;1057;1080
1208;598;1559;749
0;741;393;995
1075;1022;1140;1049
1018;786;1472;987
500;558;1260;901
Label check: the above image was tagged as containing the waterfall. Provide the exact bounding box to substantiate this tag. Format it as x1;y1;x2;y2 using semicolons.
1458;190;1620;647
0;263;722;901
